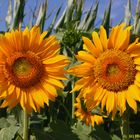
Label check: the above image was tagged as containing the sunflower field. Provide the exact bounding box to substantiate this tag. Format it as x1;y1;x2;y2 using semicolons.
0;0;140;140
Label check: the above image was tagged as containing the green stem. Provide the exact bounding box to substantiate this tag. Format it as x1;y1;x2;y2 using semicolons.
23;110;29;140
121;110;130;140
72;91;75;119
71;47;76;119
89;125;93;140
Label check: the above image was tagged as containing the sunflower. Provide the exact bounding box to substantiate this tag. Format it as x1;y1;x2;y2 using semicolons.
75;97;104;127
0;26;69;112
69;23;140;118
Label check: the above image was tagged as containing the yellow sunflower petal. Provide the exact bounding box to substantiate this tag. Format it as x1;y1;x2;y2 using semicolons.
70;22;139;118
9;99;19;109
92;32;103;51
134;57;140;65
127;43;140;57
106;91;115;114
76;51;96;63
0;26;68;112
112;93;117;120
115;29;130;50
43;55;68;64
126;91;137;113
101;91;108;111
68;63;93;77
135;72;140;82
117;91;126;115
100;26;108;49
45;77;64;88
108;26;118;49
39;31;48;44
108;23;126;49
93;87;104;101
127;85;140;101
30;88;44;108
134;80;140;87
82;37;101;57
0;100;8;108
41;81;58;98
127;38;139;53
28;93;37;112
75;97;104;127
7;84;15;95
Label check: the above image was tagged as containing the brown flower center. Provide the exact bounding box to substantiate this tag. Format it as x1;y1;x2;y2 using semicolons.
93;50;136;92
4;52;44;88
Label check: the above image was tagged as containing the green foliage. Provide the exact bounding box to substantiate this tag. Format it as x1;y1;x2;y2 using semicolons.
35;1;48;32
0;116;20;140
102;0;111;36
72;121;92;140
0;126;19;140
6;0;25;30
81;1;99;31
133;0;140;34
124;0;131;26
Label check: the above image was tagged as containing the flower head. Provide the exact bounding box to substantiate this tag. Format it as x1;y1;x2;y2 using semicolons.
0;26;69;112
69;23;140;118
75;97;104;127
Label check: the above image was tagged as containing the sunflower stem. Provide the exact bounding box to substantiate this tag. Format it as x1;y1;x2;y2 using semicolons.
122;109;130;140
89;125;93;140
72;90;75;119
23;110;29;140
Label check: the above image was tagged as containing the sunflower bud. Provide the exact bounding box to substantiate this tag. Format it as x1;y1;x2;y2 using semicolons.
62;29;81;47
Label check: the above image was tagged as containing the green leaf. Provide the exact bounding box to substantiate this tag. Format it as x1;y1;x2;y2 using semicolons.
7;115;17;126
75;0;84;22
47;5;63;35
35;1;48;32
72;121;92;140
82;1;99;31
50;120;79;140
91;125;112;140
134;19;140;35
32;129;54;140
0;126;19;140
0;118;10;128
55;31;64;41
102;0;112;36
54;7;67;30
111;134;121;140
5;0;12;29
64;0;75;25
11;0;25;30
133;0;140;34
124;0;131;26
32;120;79;140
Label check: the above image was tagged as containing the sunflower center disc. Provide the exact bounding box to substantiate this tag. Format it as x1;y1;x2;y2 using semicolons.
4;52;44;88
13;58;33;76
106;64;120;76
93;50;136;92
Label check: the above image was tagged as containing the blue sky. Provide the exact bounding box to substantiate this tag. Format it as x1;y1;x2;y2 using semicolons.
0;0;137;31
